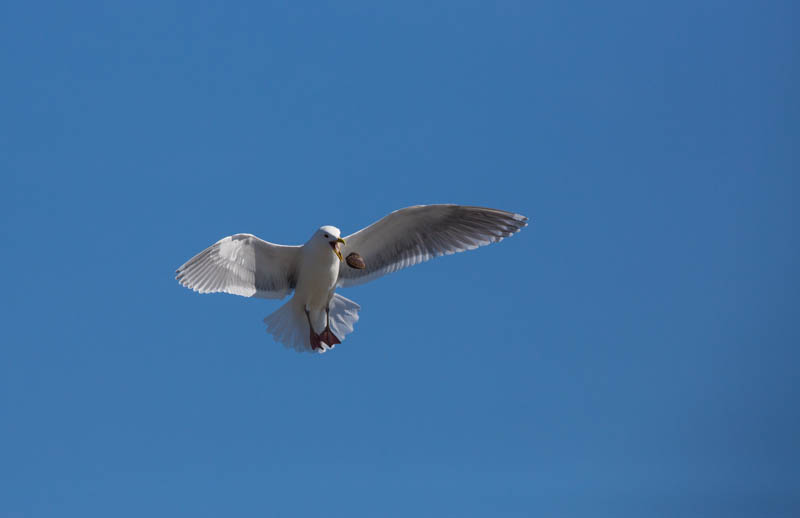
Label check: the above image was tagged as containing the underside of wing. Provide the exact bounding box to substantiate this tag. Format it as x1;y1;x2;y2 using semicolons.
176;234;300;299
337;205;527;287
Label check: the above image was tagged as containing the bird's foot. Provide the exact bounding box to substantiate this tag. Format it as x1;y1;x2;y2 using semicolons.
319;326;341;347
309;329;324;351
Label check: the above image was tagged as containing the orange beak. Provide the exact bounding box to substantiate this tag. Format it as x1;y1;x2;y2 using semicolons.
330;237;345;262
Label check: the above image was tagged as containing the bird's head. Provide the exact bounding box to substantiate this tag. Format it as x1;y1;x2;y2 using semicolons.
315;226;345;262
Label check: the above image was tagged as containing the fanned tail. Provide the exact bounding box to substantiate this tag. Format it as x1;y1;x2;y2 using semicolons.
263;297;308;353
327;293;360;343
263;294;360;353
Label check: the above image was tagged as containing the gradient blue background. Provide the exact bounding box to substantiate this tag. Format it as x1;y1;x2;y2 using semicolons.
2;1;797;516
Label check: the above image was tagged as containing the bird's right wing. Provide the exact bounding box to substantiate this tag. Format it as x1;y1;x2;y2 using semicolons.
176;234;301;299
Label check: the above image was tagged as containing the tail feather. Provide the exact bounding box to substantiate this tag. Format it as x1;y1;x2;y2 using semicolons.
263;293;360;353
328;293;360;340
263;298;306;352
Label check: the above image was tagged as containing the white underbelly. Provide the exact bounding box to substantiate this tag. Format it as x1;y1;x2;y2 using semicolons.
295;255;339;309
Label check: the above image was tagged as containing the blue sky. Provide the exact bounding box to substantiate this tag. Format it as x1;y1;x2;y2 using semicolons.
1;1;797;516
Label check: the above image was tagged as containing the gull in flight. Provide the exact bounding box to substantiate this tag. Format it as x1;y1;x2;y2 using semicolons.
176;205;527;353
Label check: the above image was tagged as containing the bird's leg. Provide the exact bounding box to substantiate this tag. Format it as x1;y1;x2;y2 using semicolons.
319;306;341;347
305;308;323;351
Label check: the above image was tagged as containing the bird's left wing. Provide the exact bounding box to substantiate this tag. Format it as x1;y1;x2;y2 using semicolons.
337;205;527;288
176;234;301;299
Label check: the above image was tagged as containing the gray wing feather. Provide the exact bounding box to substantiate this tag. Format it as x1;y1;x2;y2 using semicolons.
176;234;300;299
337;205;527;287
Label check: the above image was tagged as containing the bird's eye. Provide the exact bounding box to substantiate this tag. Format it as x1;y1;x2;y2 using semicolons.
324;234;329;238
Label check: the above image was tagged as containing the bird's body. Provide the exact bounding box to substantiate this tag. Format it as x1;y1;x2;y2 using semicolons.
176;205;527;353
294;225;343;335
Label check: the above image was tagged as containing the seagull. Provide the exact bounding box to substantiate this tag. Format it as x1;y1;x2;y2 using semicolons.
176;204;527;353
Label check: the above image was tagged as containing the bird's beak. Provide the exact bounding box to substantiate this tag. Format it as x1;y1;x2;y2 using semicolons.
332;237;346;262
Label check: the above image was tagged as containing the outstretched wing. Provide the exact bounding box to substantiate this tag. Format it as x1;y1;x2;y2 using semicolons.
176;234;301;299
337;205;527;288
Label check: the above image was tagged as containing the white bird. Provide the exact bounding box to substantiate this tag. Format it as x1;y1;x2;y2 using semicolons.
176;204;527;353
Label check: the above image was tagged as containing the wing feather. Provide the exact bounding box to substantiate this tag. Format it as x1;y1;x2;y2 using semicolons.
337;205;527;287
176;234;300;299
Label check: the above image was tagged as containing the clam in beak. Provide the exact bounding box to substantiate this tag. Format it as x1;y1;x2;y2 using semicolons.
331;237;346;262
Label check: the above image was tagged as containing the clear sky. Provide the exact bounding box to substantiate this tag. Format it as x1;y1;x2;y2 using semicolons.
1;1;797;517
